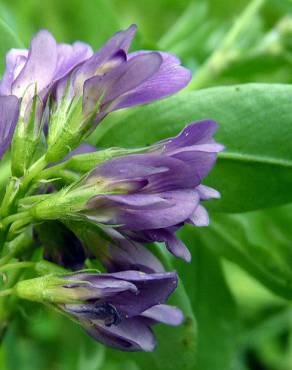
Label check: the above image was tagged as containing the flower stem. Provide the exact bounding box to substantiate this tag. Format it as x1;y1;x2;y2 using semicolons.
19;155;48;194
0;289;13;298
186;0;265;90
0;211;31;228
0;261;35;273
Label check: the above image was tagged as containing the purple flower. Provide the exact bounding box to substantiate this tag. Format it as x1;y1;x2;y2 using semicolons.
54;24;191;127
83;120;223;261
0;30;93;157
0;29;92;101
61;271;182;351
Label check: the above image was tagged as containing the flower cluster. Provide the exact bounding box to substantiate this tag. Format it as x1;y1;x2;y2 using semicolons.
0;25;222;351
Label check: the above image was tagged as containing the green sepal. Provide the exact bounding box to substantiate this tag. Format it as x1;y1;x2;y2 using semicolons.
61;146;148;173
11;92;46;177
46;94;99;163
14;274;91;304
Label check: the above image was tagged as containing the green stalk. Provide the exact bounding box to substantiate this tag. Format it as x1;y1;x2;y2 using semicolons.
186;0;265;90
0;289;13;298
0;261;35;273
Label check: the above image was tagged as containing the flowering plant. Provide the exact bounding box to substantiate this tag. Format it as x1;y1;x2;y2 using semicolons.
0;24;222;353
1;1;292;369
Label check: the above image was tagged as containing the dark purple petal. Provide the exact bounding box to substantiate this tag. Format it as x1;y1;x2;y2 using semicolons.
102;228;164;273
140;304;184;326
65;270;178;318
0;95;20;158
145;229;191;262
114;51;191;109
12;30;58;98
85;316;156;351
105;271;178;317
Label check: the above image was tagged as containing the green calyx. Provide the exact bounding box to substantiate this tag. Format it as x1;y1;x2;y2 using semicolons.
14;275;88;304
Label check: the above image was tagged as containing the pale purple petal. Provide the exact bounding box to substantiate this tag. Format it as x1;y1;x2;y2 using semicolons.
0;95;20;158
0;49;28;95
140;304;184;326
12;30;58;98
188;204;209;226
196;184;220;200
86;190;199;231
160;120;220;151
115;51;191;109
83;52;162;115
73;24;137;95
87;154;201;191
55;42;93;81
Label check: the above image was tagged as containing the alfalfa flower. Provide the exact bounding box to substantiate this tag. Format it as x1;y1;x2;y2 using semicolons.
0;29;93;171
83;120;223;261
46;24;191;161
15;270;182;351
28;120;223;261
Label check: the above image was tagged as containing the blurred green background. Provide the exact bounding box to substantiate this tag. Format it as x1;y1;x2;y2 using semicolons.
1;0;292;369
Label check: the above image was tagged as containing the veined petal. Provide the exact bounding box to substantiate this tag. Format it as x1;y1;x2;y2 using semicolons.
86;190;199;231
12;30;58;98
115;51;191;109
83;52;162;115
74;24;137;94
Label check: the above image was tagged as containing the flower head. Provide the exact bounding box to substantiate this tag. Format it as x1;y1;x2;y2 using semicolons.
84;120;223;261
46;24;191;161
15;270;182;351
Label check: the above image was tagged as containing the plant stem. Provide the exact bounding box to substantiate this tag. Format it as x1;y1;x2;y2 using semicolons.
0;261;35;273
19;155;48;194
0;211;31;229
0;228;34;266
0;289;13;298
186;0;265;90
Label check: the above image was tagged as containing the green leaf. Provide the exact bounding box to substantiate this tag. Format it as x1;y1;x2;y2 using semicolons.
0;17;23;75
95;83;292;212
175;234;239;370
184;203;292;300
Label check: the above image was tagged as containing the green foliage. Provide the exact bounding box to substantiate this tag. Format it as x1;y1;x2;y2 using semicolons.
0;16;23;75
